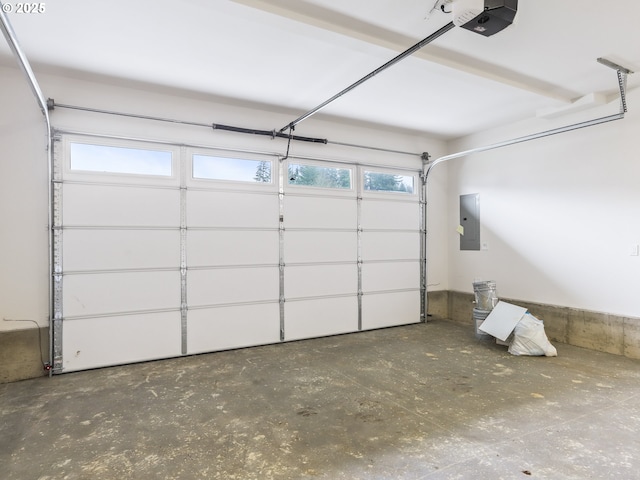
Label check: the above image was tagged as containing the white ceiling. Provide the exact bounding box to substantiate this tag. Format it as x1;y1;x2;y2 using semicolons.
1;0;639;139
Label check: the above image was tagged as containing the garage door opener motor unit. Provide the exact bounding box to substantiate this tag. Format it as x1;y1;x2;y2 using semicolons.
453;0;518;37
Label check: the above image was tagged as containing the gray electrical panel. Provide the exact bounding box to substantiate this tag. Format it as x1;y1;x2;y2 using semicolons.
460;193;480;251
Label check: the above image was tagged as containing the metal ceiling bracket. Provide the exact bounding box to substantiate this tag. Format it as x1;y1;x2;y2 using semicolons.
597;57;632;114
597;57;634;76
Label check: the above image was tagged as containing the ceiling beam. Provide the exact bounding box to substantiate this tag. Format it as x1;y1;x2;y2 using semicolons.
231;0;574;104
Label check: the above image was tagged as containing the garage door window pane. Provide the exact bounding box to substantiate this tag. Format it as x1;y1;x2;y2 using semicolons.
193;155;272;183
288;163;351;189
364;171;414;194
70;143;173;176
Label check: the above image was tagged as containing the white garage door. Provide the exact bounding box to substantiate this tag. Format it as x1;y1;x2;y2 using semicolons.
185;149;281;355
360;169;422;330
51;134;422;373
283;160;359;340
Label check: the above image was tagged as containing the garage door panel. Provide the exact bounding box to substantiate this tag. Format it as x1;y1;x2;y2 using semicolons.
361;201;419;230
285;196;356;229
62;312;182;372
188;230;279;267
56;137;424;373
284;231;356;264
188;267;279;307
63;271;180;317
63;229;180;271
362;262;420;292
284;297;358;341
63;183;180;227
187;190;278;228
361;291;421;331
285;264;357;299
187;304;280;354
361;232;420;261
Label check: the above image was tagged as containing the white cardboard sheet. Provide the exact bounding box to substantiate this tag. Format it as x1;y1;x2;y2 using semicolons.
478;301;527;341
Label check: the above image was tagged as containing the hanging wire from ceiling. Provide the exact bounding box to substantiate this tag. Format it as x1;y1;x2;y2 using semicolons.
283;126;294;160
426;0;452;19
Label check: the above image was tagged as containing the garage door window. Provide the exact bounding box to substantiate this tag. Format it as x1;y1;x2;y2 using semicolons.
363;170;414;194
287;162;352;189
70;143;173;176
193;154;272;183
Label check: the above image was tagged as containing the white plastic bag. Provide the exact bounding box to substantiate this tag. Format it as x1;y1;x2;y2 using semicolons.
508;313;557;357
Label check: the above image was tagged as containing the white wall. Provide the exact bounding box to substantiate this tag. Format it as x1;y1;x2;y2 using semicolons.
0;66;49;331
0;65;450;331
446;88;640;318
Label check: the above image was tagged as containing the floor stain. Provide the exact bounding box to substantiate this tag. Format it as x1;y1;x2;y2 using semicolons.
296;407;317;417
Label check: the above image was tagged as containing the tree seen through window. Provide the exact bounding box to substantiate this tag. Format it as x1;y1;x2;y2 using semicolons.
287;163;351;189
364;171;413;193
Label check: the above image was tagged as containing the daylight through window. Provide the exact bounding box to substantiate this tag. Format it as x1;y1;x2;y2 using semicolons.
363;171;414;194
287;163;352;189
193;155;272;183
70;143;173;176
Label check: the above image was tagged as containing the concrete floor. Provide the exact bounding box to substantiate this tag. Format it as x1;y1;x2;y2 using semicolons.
1;318;639;480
